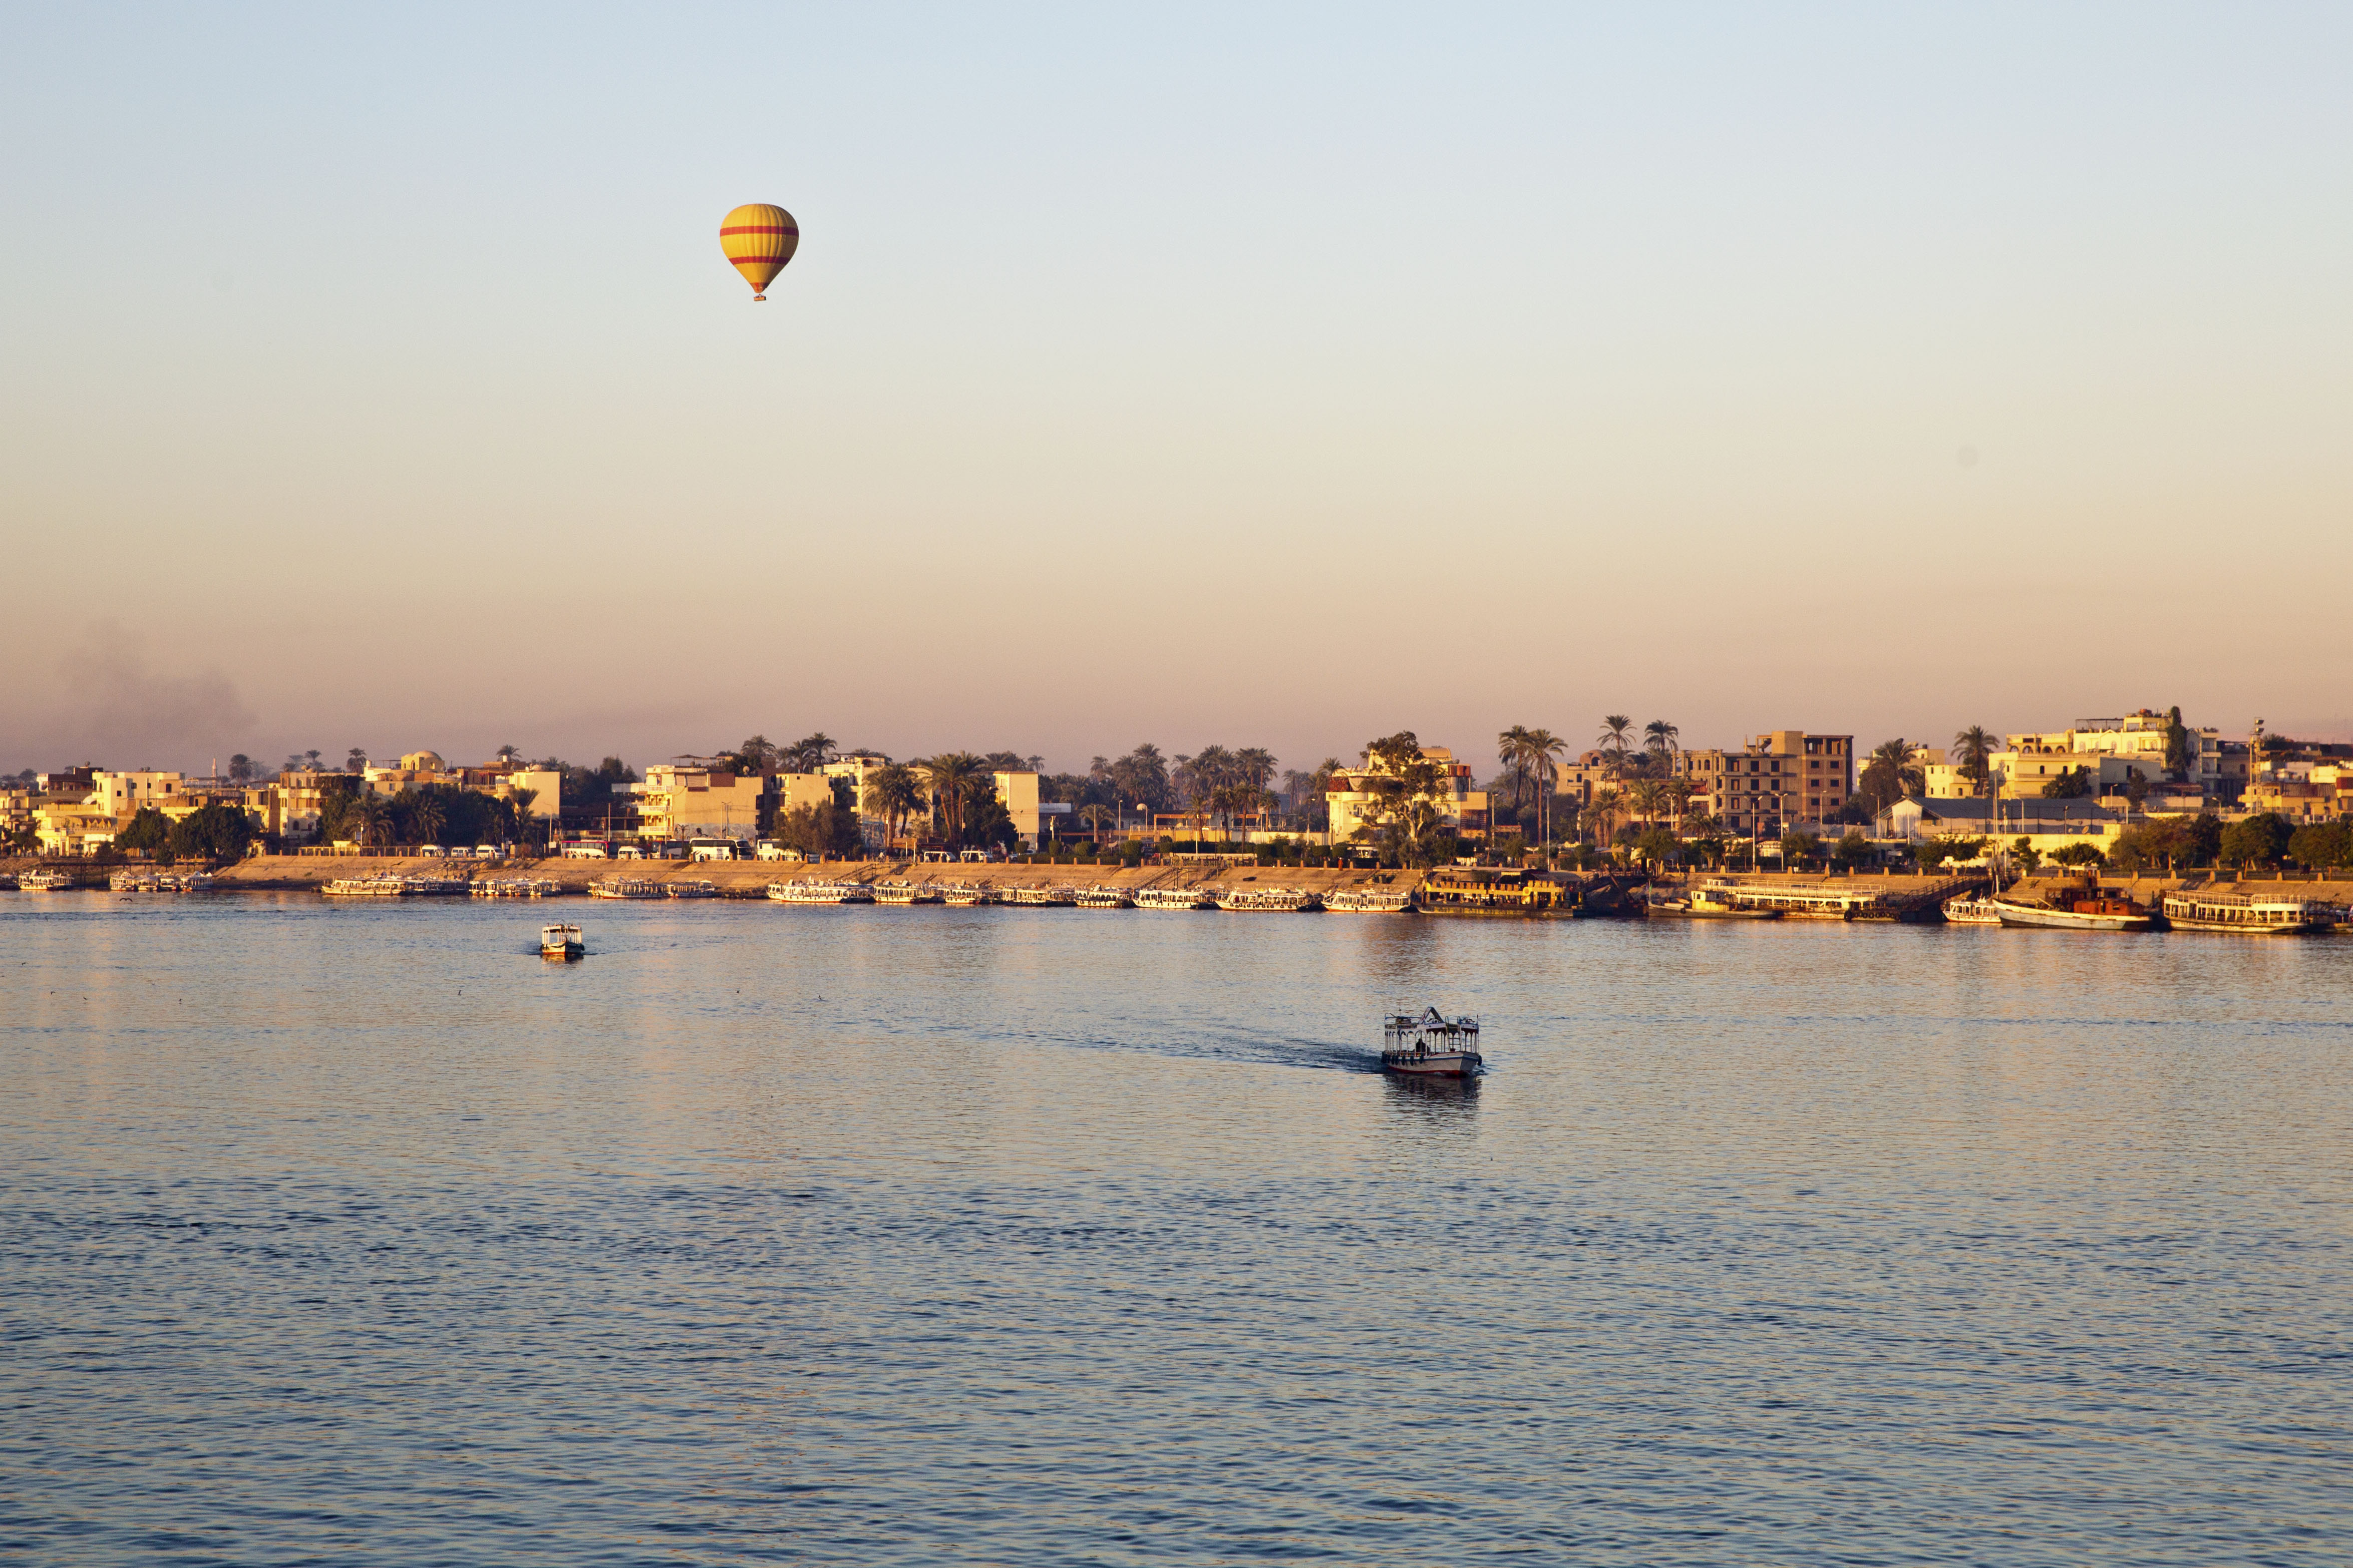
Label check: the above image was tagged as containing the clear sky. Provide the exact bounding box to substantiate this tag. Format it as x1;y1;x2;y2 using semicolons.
5;4;2348;778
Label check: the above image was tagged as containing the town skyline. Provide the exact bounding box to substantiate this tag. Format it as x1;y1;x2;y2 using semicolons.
6;8;2349;774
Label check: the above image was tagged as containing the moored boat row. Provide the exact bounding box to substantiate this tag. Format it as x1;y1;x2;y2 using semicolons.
325;874;469;897
108;870;215;893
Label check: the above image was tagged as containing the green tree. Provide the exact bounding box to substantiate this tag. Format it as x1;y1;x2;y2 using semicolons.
1830;829;1873;870
1632;824;1680;866
2287;822;2351;868
2049;842;2106;869
2219;813;2291;868
2041;765;2093;799
2010;837;2043;876
166;802;253;863
1778;828;1823;868
916;753;992;844
1915;834;1989;871
2162;706;2194;778
117;807;172;856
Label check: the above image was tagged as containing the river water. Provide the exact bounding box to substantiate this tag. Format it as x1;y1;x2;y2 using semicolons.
4;893;2349;1565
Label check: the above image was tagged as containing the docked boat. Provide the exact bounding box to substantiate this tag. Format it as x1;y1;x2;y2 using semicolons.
589;878;666;900
1075;886;1134;908
873;880;943;905
110;869;165;892
1000;885;1077;906
1648;885;1781;919
325;875;404;897
2161;888;2330;934
1991;875;2155;932
1381;1006;1483;1078
1214;886;1320;912
938;883;994;906
1322;887;1414;913
473;878;559;898
540;922;584;959
175;872;214;892
664;880;720;899
1941;895;2003;925
1132;885;1211;910
20;869;77;891
766;879;876;904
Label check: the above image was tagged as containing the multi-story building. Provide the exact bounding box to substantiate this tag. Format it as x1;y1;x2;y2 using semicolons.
90;770;187;819
2006;712;2222;794
1327;746;1490;845
633;762;769;844
993;770;1042;847
1677;731;1854;835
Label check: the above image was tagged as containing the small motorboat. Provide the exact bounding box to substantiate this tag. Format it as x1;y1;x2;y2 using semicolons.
541;923;584;959
1646;886;1781;919
1381;1007;1483;1078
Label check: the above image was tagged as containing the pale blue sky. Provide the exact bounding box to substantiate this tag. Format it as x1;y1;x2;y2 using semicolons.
5;5;2348;775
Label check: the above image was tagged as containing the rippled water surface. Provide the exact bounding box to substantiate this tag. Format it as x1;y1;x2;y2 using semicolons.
4;893;2350;1564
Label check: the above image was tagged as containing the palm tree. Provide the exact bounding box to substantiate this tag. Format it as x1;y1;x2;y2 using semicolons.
1627;777;1666;827
1497;726;1535;820
868;763;923;850
1952;725;1996;794
1598;715;1634;780
1644;719;1680;765
785;733;837;773
1077;803;1114;845
915;753;990;845
410;794;446;847
1587;786;1623;848
1523;728;1565;854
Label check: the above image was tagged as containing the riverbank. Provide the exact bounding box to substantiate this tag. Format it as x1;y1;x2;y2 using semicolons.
190;855;1434;899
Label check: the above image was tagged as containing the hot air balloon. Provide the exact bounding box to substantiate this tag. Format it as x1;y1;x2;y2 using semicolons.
720;203;799;300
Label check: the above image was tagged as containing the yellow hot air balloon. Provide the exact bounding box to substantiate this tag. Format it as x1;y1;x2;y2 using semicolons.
720;203;798;300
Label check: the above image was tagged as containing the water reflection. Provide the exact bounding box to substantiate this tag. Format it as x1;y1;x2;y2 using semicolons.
1380;1068;1481;1132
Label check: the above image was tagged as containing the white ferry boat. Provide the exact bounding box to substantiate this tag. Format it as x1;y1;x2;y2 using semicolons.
1381;1007;1483;1078
110;870;165;892
1941;895;2003;926
1323;887;1414;914
766;879;876;904
938;883;995;906
2161;888;2329;934
20;869;77;891
1000;885;1077;907
1075;886;1133;908
664;880;720;899
324;875;405;898
589;878;666;900
1214;886;1320;912
472;878;559;898
1132;886;1211;911
541;922;584;959
873;880;943;905
174;872;214;892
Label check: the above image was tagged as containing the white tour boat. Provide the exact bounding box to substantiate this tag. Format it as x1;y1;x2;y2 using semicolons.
938;883;995;906
1000;885;1078;906
589;878;667;900
473;878;559;898
1941;895;2003;925
1075;886;1134;908
1381;1007;1484;1078
1214;886;1320;912
873;880;943;904
540;922;584;959
1322;887;1414;913
1648;885;1782;919
766;879;876;904
20;869;78;891
2160;888;2330;934
1132;885;1211;910
664;880;720;899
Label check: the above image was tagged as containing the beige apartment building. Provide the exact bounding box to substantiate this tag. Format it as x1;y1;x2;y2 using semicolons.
1327;746;1490;845
634;763;768;843
1677;731;1854;833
